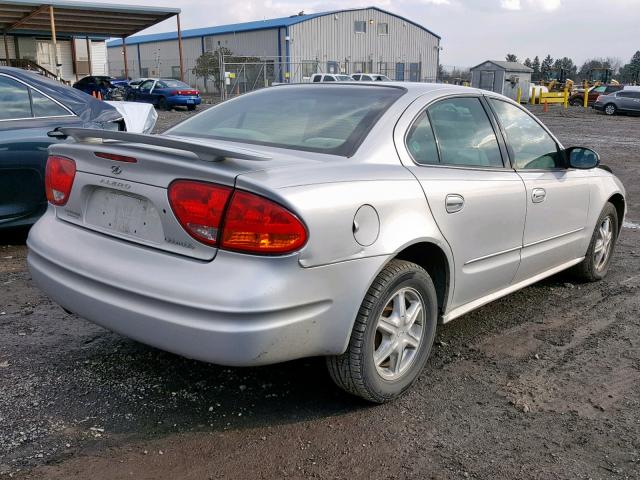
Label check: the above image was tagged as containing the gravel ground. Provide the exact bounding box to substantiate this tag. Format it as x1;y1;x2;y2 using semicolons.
0;105;639;479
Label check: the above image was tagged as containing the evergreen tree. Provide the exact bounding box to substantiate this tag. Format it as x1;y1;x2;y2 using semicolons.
531;56;541;81
523;58;532;68
541;54;554;80
505;53;518;62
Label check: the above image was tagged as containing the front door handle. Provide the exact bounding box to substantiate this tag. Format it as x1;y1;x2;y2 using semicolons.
445;194;465;213
532;188;546;203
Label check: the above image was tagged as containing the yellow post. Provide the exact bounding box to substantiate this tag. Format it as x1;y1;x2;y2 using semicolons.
530;86;536;105
516;86;522;104
563;87;568;109
583;80;589;110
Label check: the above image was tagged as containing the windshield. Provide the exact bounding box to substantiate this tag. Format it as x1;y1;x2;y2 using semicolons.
167;85;405;156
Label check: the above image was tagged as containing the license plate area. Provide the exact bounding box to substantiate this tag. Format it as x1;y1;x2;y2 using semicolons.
85;188;164;243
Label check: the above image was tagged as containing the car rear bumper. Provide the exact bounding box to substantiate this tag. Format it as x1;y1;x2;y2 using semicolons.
168;96;201;107
27;212;386;366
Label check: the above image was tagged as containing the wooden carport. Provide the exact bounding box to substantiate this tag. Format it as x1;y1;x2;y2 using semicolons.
0;0;183;80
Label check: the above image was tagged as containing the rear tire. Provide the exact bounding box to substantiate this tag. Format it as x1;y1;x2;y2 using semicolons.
326;259;438;403
570;98;582;107
604;103;617;116
187;104;197;111
572;202;618;281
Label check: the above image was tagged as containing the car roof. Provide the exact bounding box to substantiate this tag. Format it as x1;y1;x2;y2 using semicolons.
278;82;483;99
622;85;640;91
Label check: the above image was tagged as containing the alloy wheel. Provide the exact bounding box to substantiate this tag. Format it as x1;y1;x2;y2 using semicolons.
594;216;614;271
373;287;425;380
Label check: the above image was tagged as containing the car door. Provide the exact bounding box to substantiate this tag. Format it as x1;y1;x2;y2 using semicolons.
396;94;527;311
487;97;590;282
136;79;155;102
616;91;639;112
0;74;81;228
629;92;640;112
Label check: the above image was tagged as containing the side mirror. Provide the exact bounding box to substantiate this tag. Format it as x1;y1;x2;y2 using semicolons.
566;146;600;169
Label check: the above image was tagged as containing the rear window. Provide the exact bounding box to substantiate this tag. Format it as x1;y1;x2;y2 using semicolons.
160;80;191;88
167;85;405;156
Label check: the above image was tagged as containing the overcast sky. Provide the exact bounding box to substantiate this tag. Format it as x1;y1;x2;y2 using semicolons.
105;0;639;67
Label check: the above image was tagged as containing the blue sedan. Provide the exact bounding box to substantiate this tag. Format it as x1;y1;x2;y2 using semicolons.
0;67;124;230
126;79;201;111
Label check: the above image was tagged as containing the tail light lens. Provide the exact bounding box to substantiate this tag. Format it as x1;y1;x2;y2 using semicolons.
221;190;307;254
45;155;76;206
168;180;307;254
177;90;199;96
168;180;232;246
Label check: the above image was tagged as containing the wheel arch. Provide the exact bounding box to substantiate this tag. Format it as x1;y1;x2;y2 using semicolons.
608;193;625;234
392;241;452;319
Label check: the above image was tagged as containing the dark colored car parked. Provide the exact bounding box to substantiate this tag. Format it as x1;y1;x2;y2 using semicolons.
569;84;623;106
126;78;201;111
73;75;128;98
0;67;124;230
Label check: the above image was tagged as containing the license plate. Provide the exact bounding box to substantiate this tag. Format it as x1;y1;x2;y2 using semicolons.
187;99;194;104
85;188;163;243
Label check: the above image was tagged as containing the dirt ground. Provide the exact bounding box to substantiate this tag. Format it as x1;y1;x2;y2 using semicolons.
0;105;639;480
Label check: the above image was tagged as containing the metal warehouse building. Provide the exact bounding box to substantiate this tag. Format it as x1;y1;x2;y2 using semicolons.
106;7;441;91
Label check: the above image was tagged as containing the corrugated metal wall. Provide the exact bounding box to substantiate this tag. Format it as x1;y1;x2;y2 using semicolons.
288;8;439;82
106;8;439;87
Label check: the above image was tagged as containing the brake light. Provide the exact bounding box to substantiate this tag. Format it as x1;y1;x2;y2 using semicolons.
176;90;198;96
94;152;137;163
168;180;232;246
167;181;307;254
45;155;76;206
221;190;307;254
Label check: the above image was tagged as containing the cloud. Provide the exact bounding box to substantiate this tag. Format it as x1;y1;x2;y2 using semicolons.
501;0;521;9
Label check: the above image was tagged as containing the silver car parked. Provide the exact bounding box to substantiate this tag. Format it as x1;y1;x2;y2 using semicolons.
594;86;640;115
28;83;626;402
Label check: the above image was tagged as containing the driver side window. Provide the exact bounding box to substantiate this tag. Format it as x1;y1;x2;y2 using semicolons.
489;98;562;169
139;80;154;91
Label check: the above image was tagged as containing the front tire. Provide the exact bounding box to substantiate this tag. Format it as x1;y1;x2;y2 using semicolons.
158;97;170;111
326;259;438;403
572;202;618;281
604;103;617;116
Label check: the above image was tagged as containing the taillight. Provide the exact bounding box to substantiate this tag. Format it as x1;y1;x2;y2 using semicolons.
221;190;307;254
45;155;76;206
177;90;198;96
167;181;307;254
168;180;232;246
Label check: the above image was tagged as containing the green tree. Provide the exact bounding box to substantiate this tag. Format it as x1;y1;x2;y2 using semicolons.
541;54;554;80
552;57;577;78
620;51;640;84
505;53;518;62
531;56;541;81
523;57;532;68
191;51;220;93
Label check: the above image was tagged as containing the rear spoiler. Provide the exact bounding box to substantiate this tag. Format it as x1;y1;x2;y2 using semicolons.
51;128;271;162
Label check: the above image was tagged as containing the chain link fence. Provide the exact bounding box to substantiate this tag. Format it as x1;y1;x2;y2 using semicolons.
109;55;441;101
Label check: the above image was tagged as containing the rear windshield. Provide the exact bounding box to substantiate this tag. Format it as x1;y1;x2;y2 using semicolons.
167;85;405;156
160;80;191;88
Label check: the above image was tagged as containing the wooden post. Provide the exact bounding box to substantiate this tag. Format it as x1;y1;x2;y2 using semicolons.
177;14;184;82
86;36;92;75
3;33;9;65
49;6;60;79
122;37;129;79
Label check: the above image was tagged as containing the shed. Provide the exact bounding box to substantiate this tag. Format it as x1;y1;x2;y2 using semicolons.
470;60;532;102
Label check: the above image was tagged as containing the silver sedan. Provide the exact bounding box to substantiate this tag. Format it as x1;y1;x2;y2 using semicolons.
28;83;626;402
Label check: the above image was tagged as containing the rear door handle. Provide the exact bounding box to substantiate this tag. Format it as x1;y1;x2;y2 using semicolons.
445;194;464;213
532;188;546;203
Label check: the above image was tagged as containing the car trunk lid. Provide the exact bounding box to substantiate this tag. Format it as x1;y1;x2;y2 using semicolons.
49;131;295;261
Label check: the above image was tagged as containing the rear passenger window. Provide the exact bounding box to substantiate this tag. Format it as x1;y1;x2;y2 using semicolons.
0;76;32;120
427;97;503;168
312;75;321;83
406;111;439;165
324;76;335;82
31;90;69;117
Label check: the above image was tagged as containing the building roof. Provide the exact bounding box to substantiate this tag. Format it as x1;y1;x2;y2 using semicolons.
471;60;533;73
107;6;440;47
0;0;179;39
